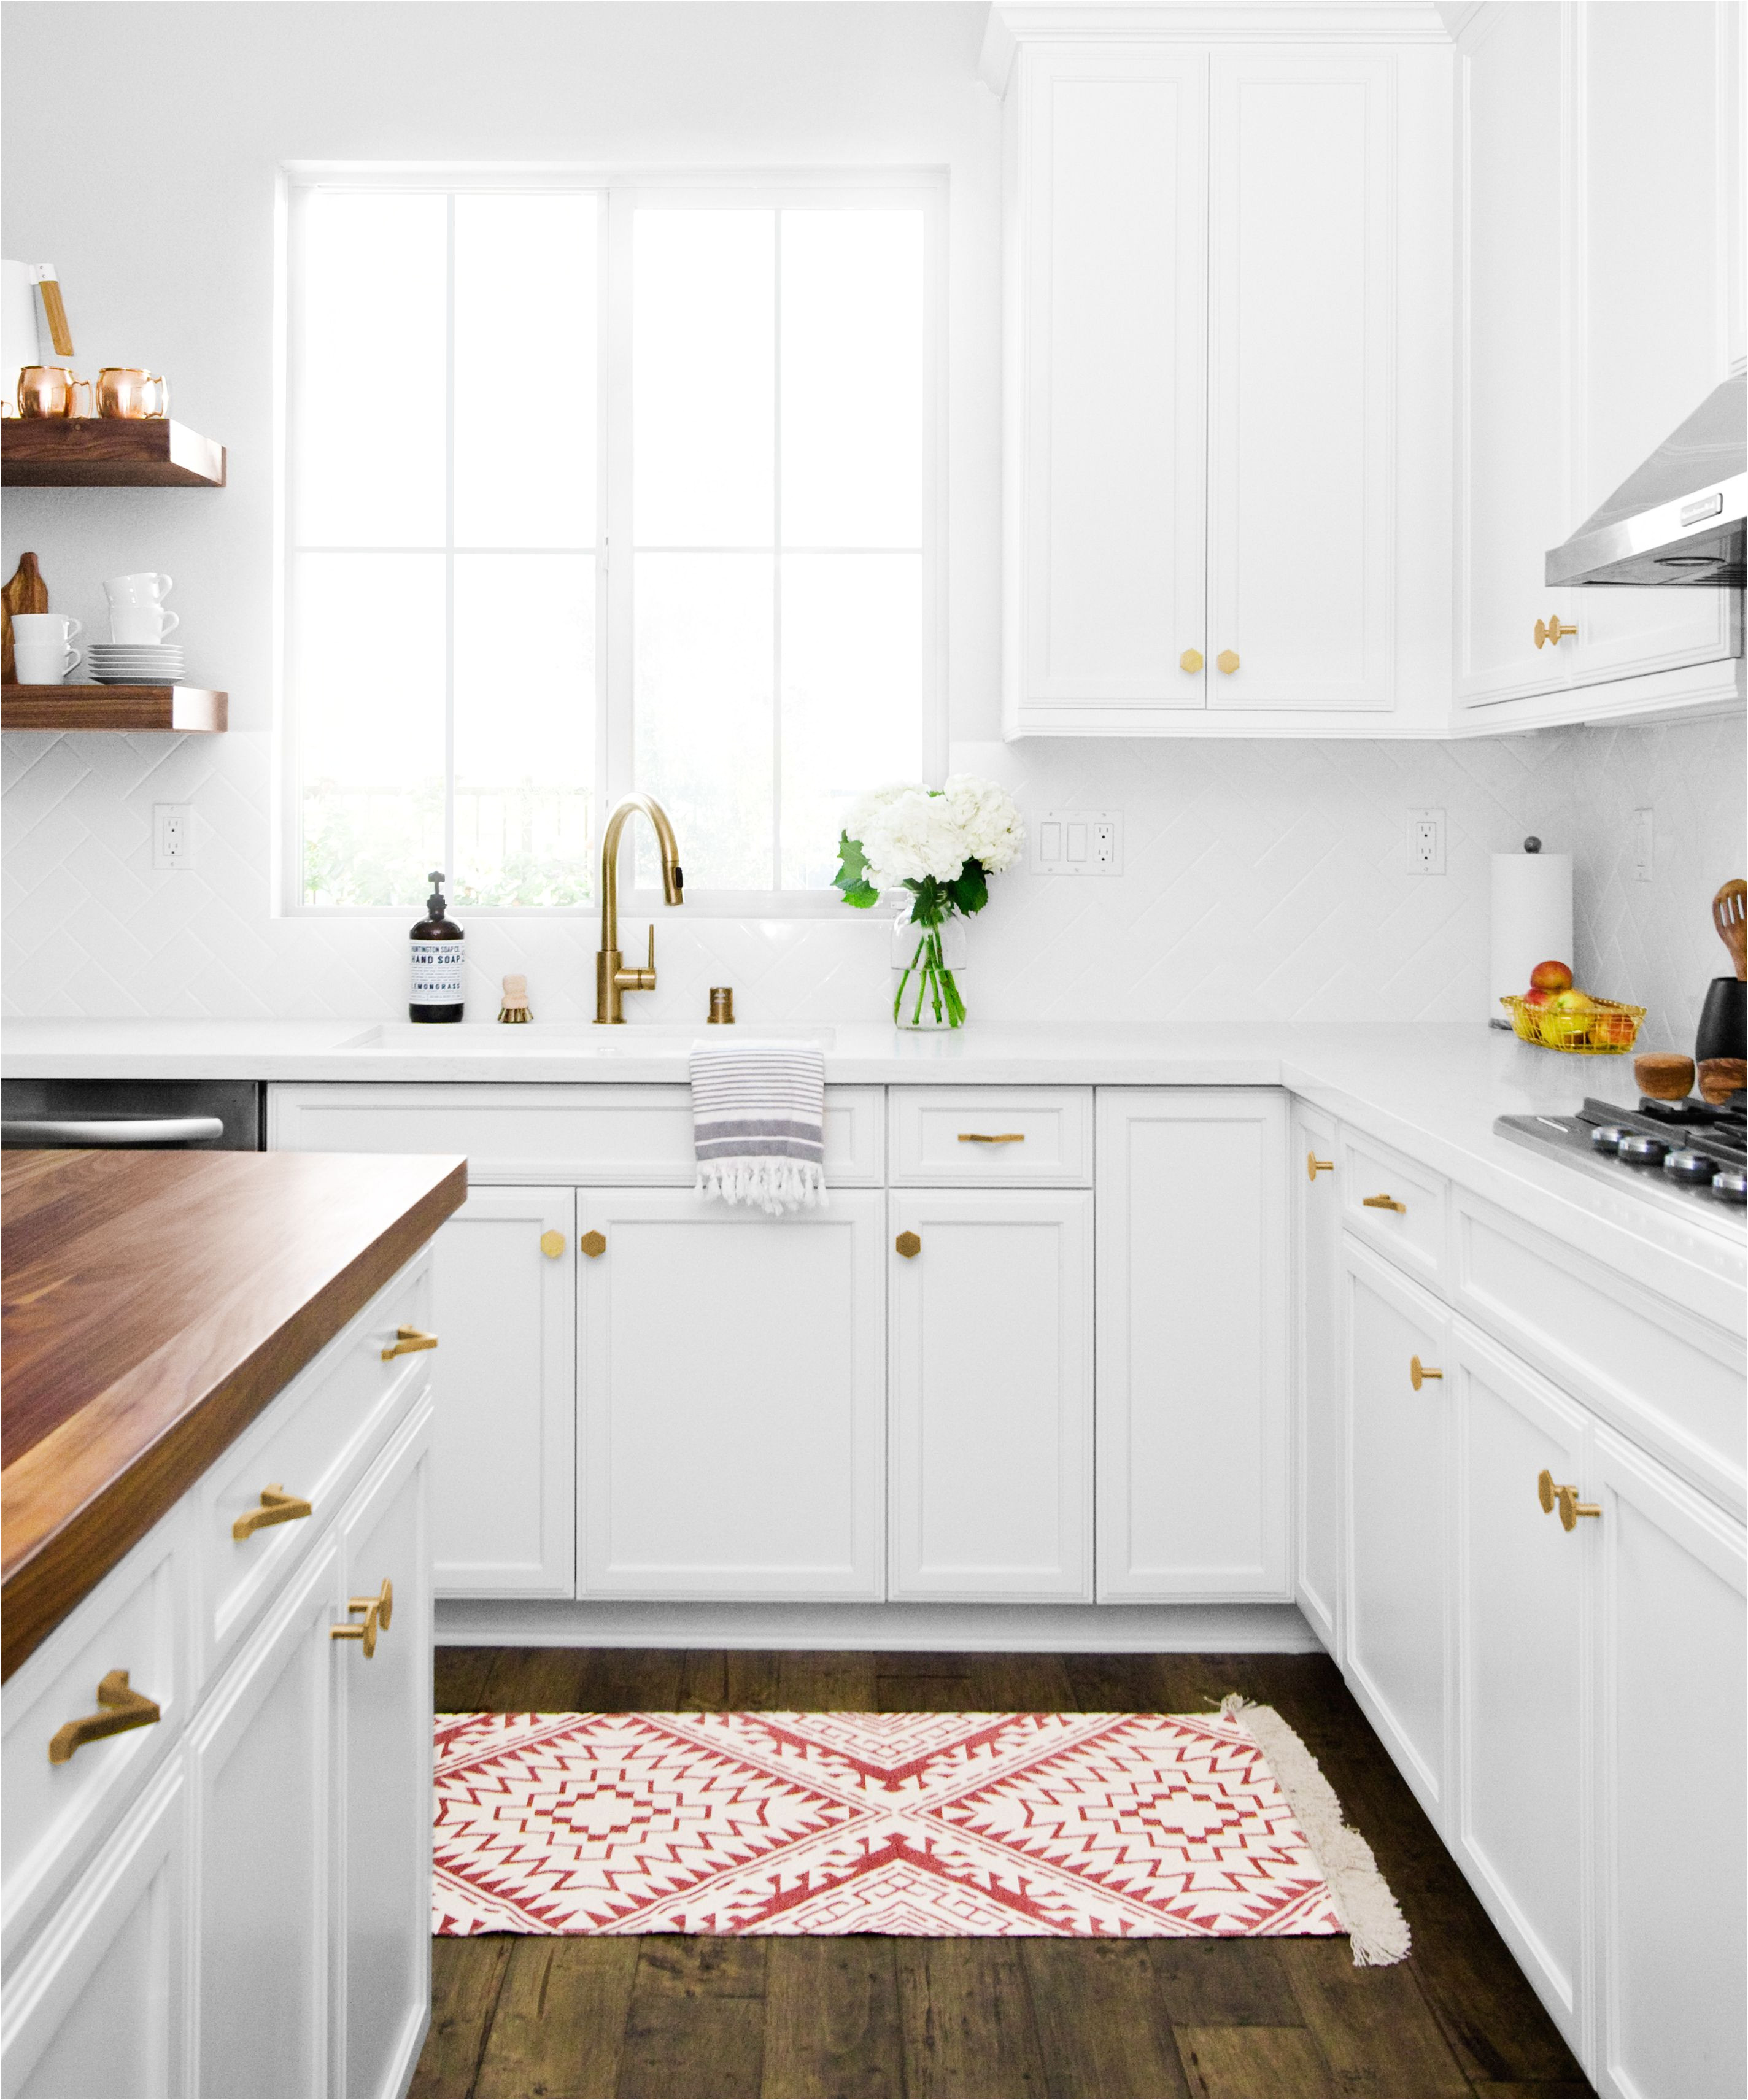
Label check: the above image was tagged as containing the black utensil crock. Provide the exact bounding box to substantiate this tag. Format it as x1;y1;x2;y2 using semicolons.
1695;976;1747;1063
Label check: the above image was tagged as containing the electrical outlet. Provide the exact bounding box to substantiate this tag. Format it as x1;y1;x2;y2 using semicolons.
1634;807;1654;882
153;803;193;871
1034;810;1123;876
1407;808;1445;876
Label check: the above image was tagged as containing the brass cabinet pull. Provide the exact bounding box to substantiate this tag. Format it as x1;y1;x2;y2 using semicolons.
895;1230;921;1259
579;1229;607;1258
1362;1193;1407;1213
48;1670;160;1765
1307;1153;1333;1179
331;1578;394;1659
1534;615;1577;650
958;1133;1024;1144
1216;649;1240;674
539;1229;566;1259
1537;1469;1600;1531
233;1483;313;1542
1179;648;1204;674
380;1325;438;1362
1409;1356;1443;1391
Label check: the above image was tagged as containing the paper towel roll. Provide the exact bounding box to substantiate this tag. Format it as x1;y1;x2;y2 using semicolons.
1490;849;1573;1022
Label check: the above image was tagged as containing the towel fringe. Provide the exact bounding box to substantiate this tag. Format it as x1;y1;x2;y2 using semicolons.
695;1158;829;1217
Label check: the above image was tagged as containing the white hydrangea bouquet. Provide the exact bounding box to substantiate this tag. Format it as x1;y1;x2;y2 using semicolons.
833;777;1026;1029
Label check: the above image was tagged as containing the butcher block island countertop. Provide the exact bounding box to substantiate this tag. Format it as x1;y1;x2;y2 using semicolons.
0;1146;466;1680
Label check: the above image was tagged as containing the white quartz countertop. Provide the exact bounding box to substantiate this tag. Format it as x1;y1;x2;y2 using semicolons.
4;1017;1742;1324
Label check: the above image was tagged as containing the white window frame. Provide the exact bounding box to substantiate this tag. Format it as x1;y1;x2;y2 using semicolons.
275;163;948;919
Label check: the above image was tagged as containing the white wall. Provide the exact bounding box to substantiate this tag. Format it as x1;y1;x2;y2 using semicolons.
2;1;1741;1047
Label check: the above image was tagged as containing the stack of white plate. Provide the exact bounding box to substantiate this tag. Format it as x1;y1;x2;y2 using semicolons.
88;643;187;687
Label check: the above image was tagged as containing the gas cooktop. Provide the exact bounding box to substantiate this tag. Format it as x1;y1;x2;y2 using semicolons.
1495;1094;1747;1228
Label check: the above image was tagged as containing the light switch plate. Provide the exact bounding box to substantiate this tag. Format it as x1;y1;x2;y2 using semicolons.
153;803;193;871
1034;809;1123;876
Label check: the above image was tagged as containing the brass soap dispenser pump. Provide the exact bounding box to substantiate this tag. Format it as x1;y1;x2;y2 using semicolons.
409;870;465;1024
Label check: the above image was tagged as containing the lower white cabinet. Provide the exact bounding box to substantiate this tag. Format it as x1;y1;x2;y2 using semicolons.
429;1186;575;1599
1292;1103;1342;1653
578;1189;885;1599
889;1190;1092;1600
1096;1089;1289;1599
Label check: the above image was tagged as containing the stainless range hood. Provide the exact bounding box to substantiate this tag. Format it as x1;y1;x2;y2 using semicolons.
1545;372;1746;588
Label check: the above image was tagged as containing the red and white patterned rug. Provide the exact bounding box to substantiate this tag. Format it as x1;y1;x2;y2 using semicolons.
432;1702;1408;1958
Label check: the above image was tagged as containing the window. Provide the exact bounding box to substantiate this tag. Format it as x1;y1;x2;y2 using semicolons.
282;175;941;912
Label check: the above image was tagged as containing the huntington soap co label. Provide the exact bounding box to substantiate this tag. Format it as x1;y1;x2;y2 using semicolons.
411;940;465;1005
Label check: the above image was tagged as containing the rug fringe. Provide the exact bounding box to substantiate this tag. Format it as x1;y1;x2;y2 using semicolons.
1217;1693;1411;1967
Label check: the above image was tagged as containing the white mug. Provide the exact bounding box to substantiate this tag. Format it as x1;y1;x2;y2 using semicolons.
103;571;173;607
109;604;181;644
14;638;82;683
12;612;82;647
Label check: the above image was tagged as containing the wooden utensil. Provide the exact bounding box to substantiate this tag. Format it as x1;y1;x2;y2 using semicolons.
1634;1052;1695;1100
1713;879;1747;982
1;552;48;685
1698;1057;1747;1105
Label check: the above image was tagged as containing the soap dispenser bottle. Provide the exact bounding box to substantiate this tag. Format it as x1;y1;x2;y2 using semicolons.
409;870;465;1023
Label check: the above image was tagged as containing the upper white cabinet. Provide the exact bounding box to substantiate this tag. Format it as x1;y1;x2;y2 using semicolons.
1455;0;1743;724
995;17;1453;735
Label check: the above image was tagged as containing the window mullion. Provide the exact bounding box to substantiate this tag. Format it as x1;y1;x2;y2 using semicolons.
443;192;457;890
772;208;784;895
603;187;637;871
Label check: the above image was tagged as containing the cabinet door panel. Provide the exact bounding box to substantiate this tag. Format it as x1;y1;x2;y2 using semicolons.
581;1192;883;1598
1293;1106;1342;1653
1207;52;1393;708
891;1191;1091;1600
1451;1329;1588;2054
1097;1091;1290;1600
1343;1243;1450;1821
430;1186;574;1598
1593;1428;1747;2100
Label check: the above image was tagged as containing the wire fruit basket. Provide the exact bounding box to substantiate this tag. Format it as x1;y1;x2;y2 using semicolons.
1499;994;1646;1054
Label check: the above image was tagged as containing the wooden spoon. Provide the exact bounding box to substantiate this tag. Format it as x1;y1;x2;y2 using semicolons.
1714;879;1747;982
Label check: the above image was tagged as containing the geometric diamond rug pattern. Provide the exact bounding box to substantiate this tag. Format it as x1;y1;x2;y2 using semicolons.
432;1707;1363;1941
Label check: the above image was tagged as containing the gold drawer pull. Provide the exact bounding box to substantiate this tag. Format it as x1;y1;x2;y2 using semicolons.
1362;1193;1406;1213
233;1483;313;1542
580;1230;607;1258
1409;1356;1443;1391
539;1229;565;1259
1537;1469;1600;1531
959;1132;1024;1144
380;1325;438;1361
1534;615;1577;650
48;1670;160;1765
1307;1153;1333;1179
895;1230;921;1259
331;1578;394;1659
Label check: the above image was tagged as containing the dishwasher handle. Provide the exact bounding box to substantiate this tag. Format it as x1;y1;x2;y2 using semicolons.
1;1115;228;1149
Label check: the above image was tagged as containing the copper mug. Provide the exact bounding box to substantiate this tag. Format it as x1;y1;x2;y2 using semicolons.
17;366;77;418
97;368;169;419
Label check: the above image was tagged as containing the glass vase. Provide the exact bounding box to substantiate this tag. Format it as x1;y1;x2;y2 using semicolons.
891;909;967;1030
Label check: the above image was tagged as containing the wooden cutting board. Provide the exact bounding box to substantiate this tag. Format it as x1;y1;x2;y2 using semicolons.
1;551;48;684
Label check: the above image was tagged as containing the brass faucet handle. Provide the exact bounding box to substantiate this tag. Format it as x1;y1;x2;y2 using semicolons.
615;925;657;993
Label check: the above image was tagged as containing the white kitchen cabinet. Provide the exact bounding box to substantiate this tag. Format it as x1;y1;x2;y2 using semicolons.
429;1187;575;1599
1342;1239;1451;1824
1291;1105;1341;1654
889;1190;1092;1600
1591;1425;1747;2100
579;1190;884;1599
1096;1090;1289;1600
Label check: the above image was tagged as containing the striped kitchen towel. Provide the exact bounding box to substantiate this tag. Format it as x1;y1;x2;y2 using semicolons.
690;1039;828;1215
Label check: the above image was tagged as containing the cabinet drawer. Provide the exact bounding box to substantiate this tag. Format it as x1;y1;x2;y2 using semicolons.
1;1500;190;1963
193;1249;433;1678
1338;1127;1448;1288
269;1083;884;1187
889;1089;1092;1186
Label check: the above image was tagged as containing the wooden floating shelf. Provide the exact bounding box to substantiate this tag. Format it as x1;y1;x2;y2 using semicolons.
1;417;226;488
1;686;228;733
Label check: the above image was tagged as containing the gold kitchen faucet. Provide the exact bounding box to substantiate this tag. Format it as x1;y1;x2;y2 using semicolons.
596;794;684;1022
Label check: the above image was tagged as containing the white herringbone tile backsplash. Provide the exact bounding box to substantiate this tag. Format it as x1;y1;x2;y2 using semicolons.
2;718;1742;1045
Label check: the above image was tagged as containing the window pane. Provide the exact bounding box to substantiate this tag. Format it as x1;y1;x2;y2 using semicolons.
453;552;594;905
780;553;923;889
293;193;446;547
454;195;598;548
781;210;924;548
294;553;445;905
634;553;773;889
634;210;774;547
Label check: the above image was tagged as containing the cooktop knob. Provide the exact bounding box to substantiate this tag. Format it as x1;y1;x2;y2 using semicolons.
1617;1133;1670;1165
1663;1148;1720;1184
1711;1170;1748;1205
1591;1125;1626;1152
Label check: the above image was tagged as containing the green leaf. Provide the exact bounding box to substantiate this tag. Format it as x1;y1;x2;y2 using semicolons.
833;831;881;909
951;859;989;917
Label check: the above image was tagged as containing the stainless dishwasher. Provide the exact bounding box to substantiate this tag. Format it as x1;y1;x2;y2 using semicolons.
0;1077;263;1149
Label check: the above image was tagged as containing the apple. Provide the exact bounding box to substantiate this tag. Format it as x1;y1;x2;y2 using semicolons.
1530;960;1574;992
1549;987;1596;1014
1596;1009;1637;1048
1520;987;1554;1009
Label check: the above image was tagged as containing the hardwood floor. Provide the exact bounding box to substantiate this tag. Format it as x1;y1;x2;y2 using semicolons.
411;1648;1593;2100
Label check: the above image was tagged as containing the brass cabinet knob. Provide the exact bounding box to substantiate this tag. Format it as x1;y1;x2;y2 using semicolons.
1362;1193;1407;1213
895;1230;921;1259
1180;648;1204;674
539;1229;566;1259
1534;615;1577;649
579;1229;606;1259
48;1670;160;1765
1307;1153;1333;1180
1537;1468;1599;1531
380;1325;438;1361
331;1578;393;1659
1216;649;1240;674
233;1483;314;1542
1409;1355;1443;1391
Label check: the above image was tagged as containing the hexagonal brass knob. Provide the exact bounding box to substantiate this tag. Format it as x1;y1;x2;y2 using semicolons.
1216;649;1240;675
895;1231;921;1259
539;1229;565;1259
580;1230;607;1258
1179;647;1204;674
